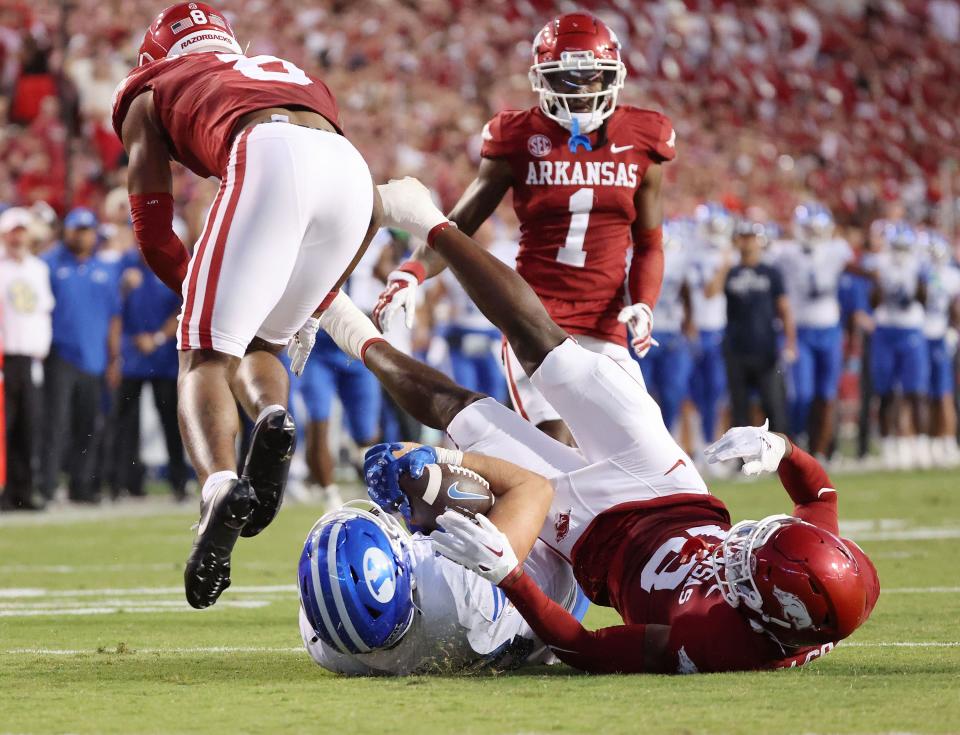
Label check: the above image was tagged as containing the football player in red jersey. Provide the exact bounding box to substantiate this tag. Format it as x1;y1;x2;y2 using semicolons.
372;12;675;445
321;178;879;674
112;3;381;609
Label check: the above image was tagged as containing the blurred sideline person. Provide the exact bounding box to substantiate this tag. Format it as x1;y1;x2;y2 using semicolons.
40;207;121;504
288;237;388;505
686;203;734;449
771;203;853;459
864;223;928;469
298;499;586;676
920;232;960;466
335;178;878;674
638;219;692;432
427;222;508;404
113;3;381;608
112;251;189;500
0;208;54;511
374;11;674;446
722;222;795;433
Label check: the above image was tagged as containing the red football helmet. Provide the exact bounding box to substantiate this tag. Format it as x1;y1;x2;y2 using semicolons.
138;2;242;67
529;13;627;133
711;515;870;646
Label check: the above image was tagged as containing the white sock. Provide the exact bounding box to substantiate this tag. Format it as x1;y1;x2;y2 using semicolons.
318;291;383;361
201;470;239;503
256;403;285;424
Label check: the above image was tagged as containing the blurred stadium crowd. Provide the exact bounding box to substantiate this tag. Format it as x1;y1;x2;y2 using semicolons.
0;0;958;510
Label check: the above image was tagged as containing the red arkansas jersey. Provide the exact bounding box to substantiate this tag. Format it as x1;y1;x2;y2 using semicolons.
112;52;341;179
513;448;881;674
480;105;674;345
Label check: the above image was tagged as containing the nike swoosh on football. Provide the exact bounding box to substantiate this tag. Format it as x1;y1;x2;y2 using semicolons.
610;143;633;153
481;543;504;558
446;482;489;501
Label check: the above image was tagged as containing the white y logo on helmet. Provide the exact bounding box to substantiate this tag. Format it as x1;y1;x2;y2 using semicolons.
363;547;395;604
773;586;813;629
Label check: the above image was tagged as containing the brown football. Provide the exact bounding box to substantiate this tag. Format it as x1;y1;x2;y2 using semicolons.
398;463;494;531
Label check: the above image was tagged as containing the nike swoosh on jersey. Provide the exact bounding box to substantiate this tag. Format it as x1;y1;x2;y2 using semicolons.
610;143;633;153
664;458;687;476
446;482;489;501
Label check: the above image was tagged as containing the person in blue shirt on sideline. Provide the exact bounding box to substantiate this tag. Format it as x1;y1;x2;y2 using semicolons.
111;251;190;500
40;207;122;504
638;219;693;434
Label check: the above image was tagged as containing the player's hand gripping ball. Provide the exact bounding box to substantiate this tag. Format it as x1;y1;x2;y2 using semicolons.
364;443;493;531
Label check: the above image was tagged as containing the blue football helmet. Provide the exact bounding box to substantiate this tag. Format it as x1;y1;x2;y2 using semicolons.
883;221;917;251
694;202;734;244
298;500;416;655
792;202;834;243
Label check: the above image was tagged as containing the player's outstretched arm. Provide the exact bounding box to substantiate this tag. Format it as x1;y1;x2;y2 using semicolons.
378;177;567;376
373;158;513;332
620;164;666;357
705;424;839;534
121;92;187;295
430;511;665;674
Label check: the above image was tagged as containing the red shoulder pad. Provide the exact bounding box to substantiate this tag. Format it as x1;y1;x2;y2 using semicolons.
622;107;676;164
480;109;535;160
111;65;154;140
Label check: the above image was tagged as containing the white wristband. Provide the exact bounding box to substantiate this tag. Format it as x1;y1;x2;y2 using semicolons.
434;447;464;466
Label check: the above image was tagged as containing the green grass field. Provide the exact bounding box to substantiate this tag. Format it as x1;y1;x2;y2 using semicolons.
1;469;958;735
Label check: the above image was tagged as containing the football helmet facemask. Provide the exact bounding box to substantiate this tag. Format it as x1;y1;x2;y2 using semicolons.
529;13;627;134
711;515;869;647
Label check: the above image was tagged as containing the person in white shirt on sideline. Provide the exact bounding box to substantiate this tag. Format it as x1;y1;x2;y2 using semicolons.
0;207;54;511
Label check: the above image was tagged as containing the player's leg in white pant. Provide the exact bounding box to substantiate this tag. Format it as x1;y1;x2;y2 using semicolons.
531;339;701;477
257;129;375;346
501;340;562;425
574;334;648;392
447;397;587;479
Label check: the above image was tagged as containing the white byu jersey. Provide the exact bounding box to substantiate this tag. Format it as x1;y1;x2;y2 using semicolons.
654;245;690;333
686;240;730;331
772;238;852;328
868;251;925;329
301;538;579;676
924;263;960;339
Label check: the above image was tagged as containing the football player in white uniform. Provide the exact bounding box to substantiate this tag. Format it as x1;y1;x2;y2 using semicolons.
920;232;960;466
770;203;853;459
298;499;585;676
686;204;735;449
863;222;929;469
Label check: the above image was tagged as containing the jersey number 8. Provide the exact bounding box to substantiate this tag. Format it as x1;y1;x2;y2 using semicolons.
216;53;312;86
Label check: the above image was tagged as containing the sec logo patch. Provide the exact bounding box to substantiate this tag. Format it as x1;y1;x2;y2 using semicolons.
528;134;552;157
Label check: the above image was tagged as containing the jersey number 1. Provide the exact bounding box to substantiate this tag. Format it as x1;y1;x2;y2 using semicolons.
556;187;593;268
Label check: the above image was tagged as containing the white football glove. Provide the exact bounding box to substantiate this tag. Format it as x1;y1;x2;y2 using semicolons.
617;303;658;358
703;420;787;476
287;316;320;376
377;177;449;242
430;510;519;585
372;270;419;331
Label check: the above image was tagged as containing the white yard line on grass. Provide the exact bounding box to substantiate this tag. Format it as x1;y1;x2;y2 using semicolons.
0;600;272;616
0;584;296;599
3;643;958;657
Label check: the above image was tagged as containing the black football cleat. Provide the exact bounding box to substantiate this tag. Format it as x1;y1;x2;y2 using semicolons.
240;408;296;538
184;478;255;609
